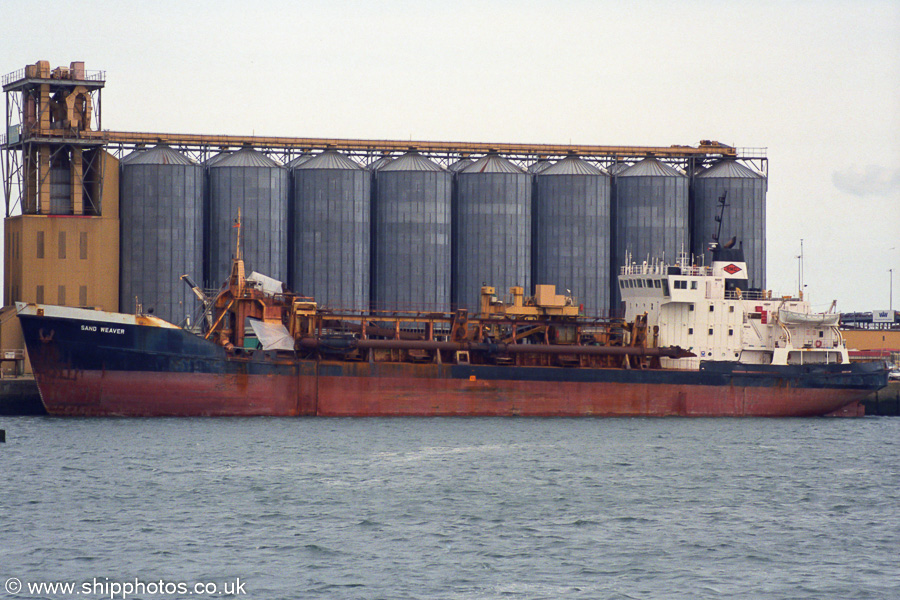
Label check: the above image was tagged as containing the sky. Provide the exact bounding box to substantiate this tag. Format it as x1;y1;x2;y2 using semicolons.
2;0;898;312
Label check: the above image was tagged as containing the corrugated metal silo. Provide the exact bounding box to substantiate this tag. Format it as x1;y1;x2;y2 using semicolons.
119;148;148;164
120;144;204;324
286;154;313;168
367;155;394;171
374;151;451;311
614;157;689;272
692;160;767;288
204;151;233;166
448;157;474;172
528;159;554;174
455;154;531;313
207;147;288;287
291;151;371;309
607;162;632;176
534;156;611;316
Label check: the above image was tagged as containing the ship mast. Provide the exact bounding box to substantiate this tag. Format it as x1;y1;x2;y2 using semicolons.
229;208;246;296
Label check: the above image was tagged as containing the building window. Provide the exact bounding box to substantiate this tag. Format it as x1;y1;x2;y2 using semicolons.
58;231;66;259
58;285;66;305
37;231;44;258
80;232;88;259
79;285;87;306
36;285;44;304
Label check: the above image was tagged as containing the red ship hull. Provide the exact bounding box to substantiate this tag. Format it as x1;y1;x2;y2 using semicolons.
31;363;872;418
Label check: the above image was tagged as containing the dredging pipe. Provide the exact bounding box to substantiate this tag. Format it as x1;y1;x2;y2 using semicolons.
297;337;693;359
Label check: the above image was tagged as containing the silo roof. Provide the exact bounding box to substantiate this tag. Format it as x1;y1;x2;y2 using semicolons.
367;156;394;170
210;147;282;168
540;156;608;176
619;157;684;177
204;151;232;166
528;160;554;174
448;158;474;172
379;151;444;172
462;154;524;174
123;144;196;166
698;160;764;178
286;154;312;168
296;150;361;170
120;148;147;164
607;162;632;175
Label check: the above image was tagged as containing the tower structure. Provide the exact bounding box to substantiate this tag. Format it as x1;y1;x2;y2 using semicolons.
1;61;119;371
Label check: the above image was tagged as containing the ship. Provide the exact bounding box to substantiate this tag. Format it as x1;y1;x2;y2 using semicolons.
17;209;888;417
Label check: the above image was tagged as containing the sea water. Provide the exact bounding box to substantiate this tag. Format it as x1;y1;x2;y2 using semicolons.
1;417;898;599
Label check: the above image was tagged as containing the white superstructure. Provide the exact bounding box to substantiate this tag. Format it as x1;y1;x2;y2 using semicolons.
618;250;848;369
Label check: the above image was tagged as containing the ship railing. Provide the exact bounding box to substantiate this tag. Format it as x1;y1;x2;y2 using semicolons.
619;263;712;277
724;290;774;301
619;263;670;276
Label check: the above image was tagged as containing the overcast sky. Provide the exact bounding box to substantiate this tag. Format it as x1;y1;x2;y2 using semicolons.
3;0;898;312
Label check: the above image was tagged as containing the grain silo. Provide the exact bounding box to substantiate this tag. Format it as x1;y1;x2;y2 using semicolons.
207;147;288;287
455;154;531;313
614;157;689;272
119;144;204;324
692;159;767;288
286;154;313;169
527;159;554;174
291;151;371;309
367;155;394;171
533;156;611;316
448;157;474;172
374;151;451;312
